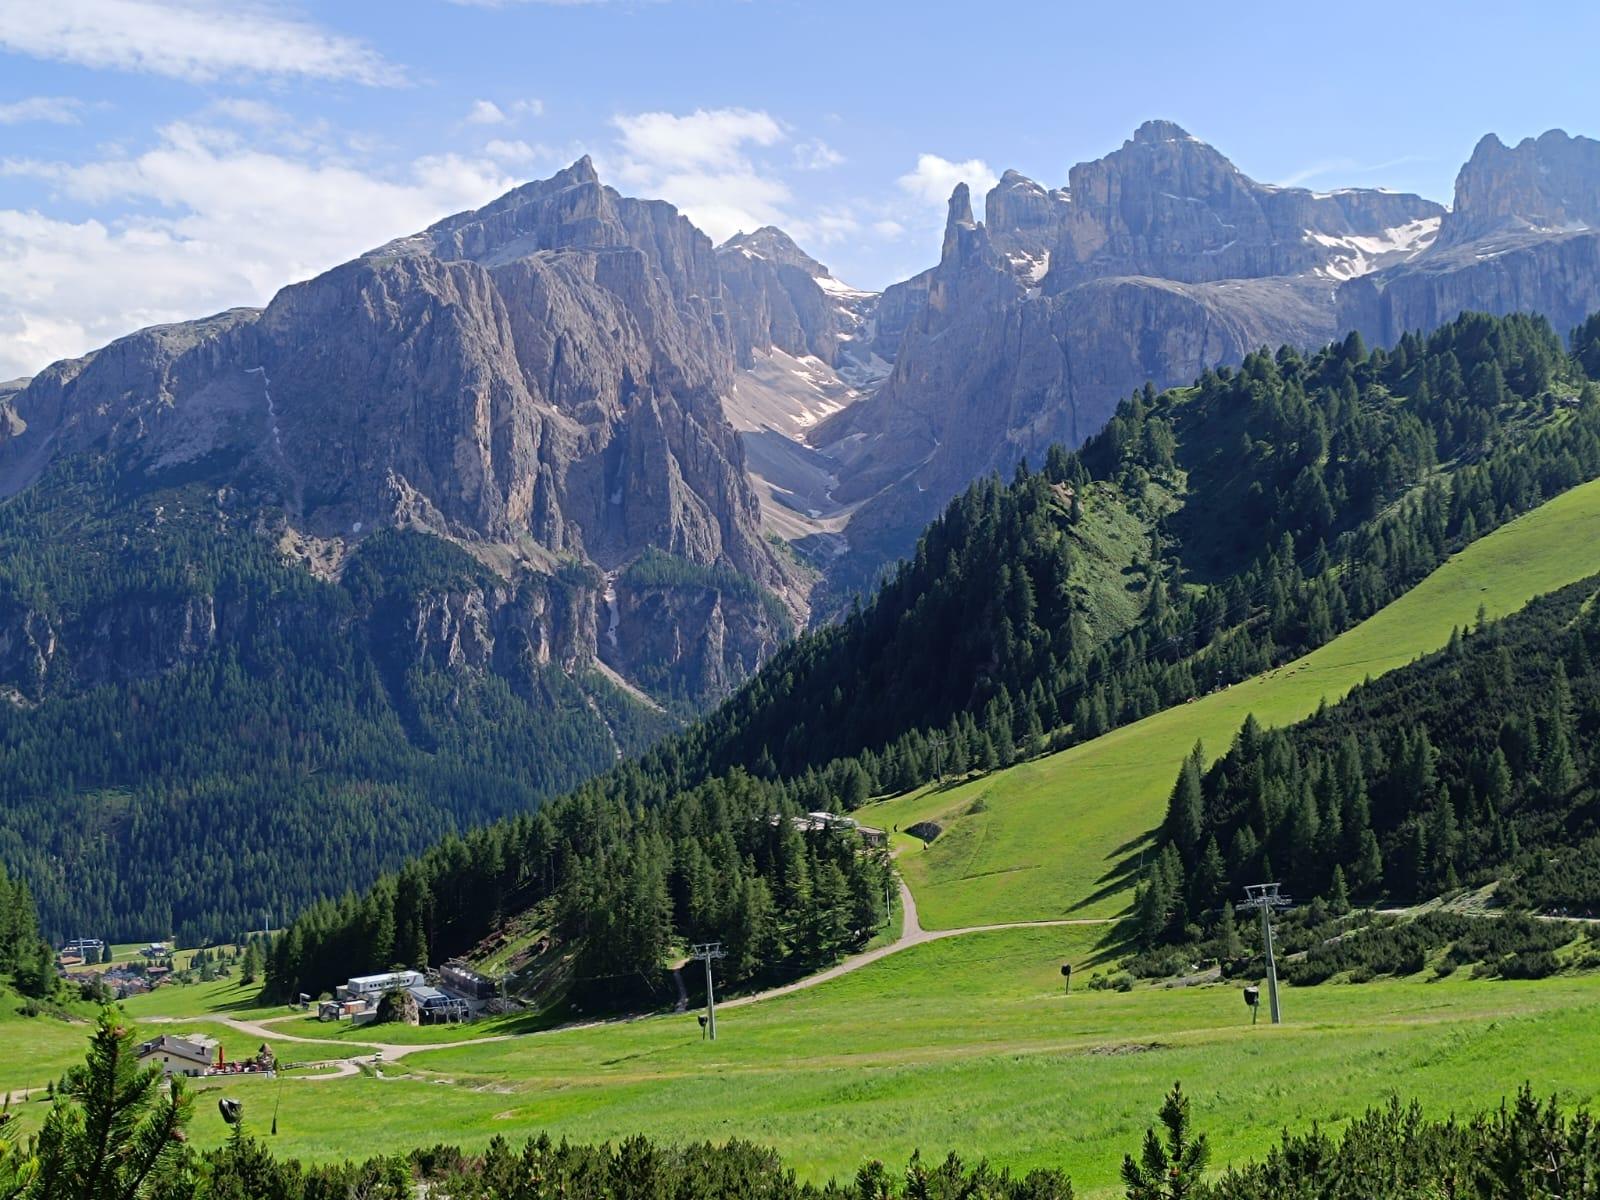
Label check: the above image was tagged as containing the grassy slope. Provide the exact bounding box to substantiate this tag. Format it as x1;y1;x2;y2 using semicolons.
140;926;1600;1198
0;978;353;1099
863;474;1600;929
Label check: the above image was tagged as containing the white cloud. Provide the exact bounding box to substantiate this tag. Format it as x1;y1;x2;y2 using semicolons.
0;0;404;86
610;107;794;243
0;96;87;126
614;108;783;171
897;153;999;207
792;139;843;170
464;97;543;126
0;123;517;378
789;207;859;247
466;100;508;125
482;139;550;169
871;219;907;239
205;98;286;128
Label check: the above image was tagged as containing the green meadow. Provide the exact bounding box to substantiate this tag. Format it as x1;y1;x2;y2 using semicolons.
863;474;1600;929
11;478;1600;1196
137;926;1600;1198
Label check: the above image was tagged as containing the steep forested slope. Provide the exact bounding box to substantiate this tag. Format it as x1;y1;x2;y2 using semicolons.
275;311;1600;997
0;460;670;943
674;313;1600;790
1143;574;1600;946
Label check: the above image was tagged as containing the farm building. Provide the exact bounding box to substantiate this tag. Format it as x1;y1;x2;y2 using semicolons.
137;1034;217;1077
776;811;889;846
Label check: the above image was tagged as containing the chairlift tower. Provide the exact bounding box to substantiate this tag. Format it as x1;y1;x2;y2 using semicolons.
1240;883;1291;1025
690;943;726;1041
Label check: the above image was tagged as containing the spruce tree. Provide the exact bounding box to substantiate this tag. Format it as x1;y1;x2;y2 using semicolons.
31;1009;193;1200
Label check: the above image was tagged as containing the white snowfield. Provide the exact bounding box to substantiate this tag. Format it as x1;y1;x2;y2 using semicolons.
1308;216;1442;281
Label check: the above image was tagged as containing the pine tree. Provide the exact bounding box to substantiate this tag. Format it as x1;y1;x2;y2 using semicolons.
1327;865;1350;915
1164;744;1205;865
31;1009;193;1200
1217;902;1243;961
1121;1083;1209;1200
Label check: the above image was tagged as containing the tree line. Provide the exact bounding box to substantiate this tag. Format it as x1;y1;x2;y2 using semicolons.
0;864;54;999
272;310;1600;1000
0;466;670;944
1140;572;1600;949
643;312;1600;815
267;767;891;1003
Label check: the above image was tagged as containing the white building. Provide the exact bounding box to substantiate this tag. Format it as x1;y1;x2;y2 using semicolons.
137;1034;217;1077
337;970;425;1001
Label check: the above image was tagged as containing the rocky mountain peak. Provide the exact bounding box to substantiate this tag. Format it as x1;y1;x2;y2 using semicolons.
984;171;1072;276
1130;118;1197;146
719;226;828;277
940;183;987;266
947;182;976;230
1439;128;1600;248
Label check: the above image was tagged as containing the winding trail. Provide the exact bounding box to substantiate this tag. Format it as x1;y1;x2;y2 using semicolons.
0;877;1110;1098
725;881;1114;1009
109;878;1113;1081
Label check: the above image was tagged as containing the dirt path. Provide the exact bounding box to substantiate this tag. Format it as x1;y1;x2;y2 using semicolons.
4;876;1112;1097
725;880;1114;1009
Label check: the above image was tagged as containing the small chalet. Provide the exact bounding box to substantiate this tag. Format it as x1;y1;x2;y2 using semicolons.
137;1034;217;1077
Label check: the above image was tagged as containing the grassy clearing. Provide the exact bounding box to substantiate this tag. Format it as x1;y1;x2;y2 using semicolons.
0;979;355;1101
863;474;1600;928
116;926;1600;1198
117;976;288;1022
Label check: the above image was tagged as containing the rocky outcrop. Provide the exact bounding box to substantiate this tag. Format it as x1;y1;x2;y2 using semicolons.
812;121;1447;584
811;123;1600;590
1438;129;1600;247
1343;129;1600;345
1046;120;1442;288
608;574;790;707
0;158;801;710
716;226;884;386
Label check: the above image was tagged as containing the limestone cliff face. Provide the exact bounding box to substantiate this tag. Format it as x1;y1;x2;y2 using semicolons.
0;158;798;711
716;226;883;386
813;122;1433;579
1342;129;1600;345
1047;120;1441;287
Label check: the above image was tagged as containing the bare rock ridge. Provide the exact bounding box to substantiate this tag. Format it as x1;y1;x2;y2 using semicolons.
1342;128;1600;346
0;157;807;710
812;121;1600;588
4;124;1600;706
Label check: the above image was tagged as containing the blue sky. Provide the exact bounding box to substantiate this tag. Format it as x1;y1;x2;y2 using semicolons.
1;0;1595;379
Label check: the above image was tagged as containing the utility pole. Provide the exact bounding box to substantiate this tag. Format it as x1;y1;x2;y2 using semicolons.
1240;883;1291;1025
690;943;725;1041
928;732;946;784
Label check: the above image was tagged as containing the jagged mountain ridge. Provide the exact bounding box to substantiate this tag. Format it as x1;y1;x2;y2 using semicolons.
0;156;831;712
811;120;1600;593
4;122;1600;711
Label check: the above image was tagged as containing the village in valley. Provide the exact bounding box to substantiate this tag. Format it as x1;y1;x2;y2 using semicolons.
49;935;506;1080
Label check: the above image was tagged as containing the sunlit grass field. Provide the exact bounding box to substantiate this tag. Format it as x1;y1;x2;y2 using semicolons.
10;481;1600;1196
118;926;1600;1198
863;475;1600;929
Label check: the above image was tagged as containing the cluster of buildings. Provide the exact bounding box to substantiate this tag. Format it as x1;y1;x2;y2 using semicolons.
54;937;178;997
316;962;499;1026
